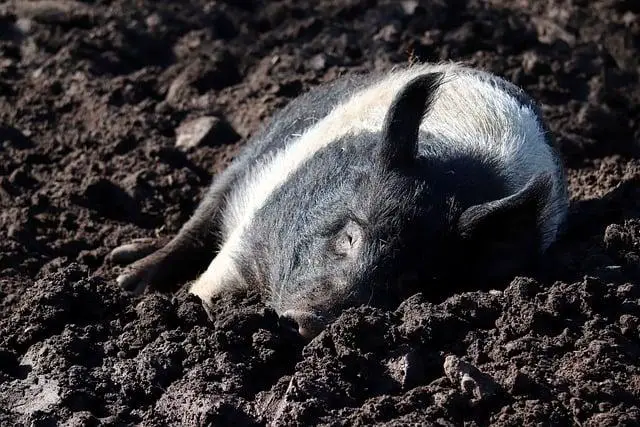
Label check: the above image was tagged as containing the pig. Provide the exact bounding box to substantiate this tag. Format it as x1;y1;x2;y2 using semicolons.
110;62;569;340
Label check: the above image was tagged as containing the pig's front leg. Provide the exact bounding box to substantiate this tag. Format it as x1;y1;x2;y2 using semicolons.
109;164;241;295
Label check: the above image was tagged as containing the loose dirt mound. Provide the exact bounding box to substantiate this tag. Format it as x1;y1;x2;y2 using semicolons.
1;0;639;425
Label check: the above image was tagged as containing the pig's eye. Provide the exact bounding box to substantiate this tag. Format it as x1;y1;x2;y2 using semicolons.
331;220;362;257
334;233;353;255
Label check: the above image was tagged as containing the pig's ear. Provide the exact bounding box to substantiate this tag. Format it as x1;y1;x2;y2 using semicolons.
456;173;552;278
380;72;443;170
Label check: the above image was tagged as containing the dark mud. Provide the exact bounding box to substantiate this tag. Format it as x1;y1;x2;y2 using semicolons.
1;0;639;425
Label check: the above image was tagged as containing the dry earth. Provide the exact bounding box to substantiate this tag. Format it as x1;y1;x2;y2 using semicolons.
1;0;639;425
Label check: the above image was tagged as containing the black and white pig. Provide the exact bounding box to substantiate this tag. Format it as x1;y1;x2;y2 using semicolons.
111;62;569;339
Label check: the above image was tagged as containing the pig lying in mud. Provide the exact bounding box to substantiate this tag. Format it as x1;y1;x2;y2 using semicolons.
110;62;569;340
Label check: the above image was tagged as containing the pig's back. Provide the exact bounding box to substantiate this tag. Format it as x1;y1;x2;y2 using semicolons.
222;63;567;249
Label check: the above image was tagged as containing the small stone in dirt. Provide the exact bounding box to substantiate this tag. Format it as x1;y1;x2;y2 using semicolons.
145;13;162;30
14;0;95;26
387;349;427;389
308;54;327;71
401;1;420;15
175;116;240;150
443;355;498;402
14;18;33;34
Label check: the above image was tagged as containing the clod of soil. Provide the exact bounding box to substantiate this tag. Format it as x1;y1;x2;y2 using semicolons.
1;0;639;425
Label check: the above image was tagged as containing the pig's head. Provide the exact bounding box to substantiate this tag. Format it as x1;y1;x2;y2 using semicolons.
239;73;553;339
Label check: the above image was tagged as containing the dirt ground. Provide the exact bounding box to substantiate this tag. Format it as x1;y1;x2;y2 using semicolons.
1;0;639;425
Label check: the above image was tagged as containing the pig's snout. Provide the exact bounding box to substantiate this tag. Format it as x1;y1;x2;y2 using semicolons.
279;310;325;340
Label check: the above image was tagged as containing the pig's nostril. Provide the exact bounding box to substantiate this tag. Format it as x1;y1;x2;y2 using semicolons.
278;313;300;335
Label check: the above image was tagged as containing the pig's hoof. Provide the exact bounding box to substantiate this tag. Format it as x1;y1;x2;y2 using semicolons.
115;254;163;295
108;238;165;265
117;269;148;295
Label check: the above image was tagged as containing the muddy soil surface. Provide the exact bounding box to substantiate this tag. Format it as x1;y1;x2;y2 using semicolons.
1;0;639;425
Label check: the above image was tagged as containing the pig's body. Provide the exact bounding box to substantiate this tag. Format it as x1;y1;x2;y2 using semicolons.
113;62;569;339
